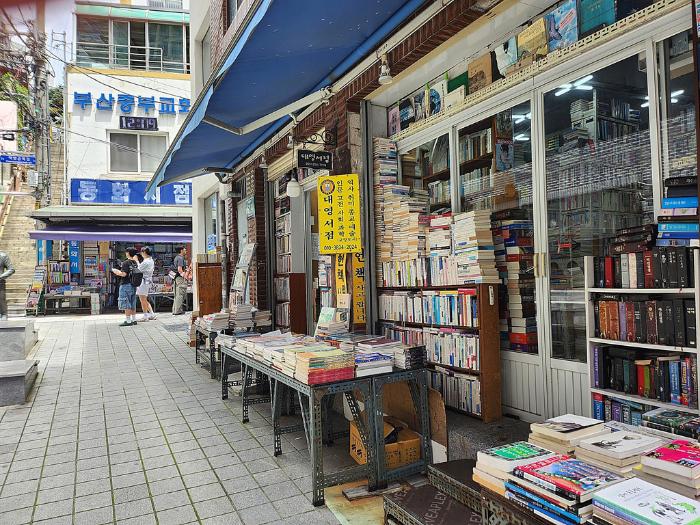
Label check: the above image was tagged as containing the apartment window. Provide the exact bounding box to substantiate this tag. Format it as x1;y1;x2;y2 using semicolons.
149;23;185;72
109;132;167;173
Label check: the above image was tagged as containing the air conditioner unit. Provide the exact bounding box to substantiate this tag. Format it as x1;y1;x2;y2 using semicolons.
27;170;38;188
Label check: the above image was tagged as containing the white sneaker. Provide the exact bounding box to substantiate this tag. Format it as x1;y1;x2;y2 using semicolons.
149;314;157;320
139;315;150;322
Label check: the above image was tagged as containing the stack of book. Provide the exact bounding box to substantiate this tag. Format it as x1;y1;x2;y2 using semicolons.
385;186;429;261
574;430;663;476
642;407;700;437
294;349;355;384
507;455;623;524
315;307;348;338
473;441;555;495
428;367;481;415
355;353;393;377
197;311;230;331
393;344;427;370
659;175;698;248
428;212;453;257
252;308;271;327
452;210;500;284
529;414;610;455
639;440;700;499
423;328;479;370
592;477;700;524
229;303;253;328
355;336;403;360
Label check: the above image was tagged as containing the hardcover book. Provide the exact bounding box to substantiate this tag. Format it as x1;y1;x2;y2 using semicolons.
467;52;493;94
399;98;415;131
517;18;548;64
642;440;700;478
545;0;578;52
494;36;518;76
476;441;555;473
387;105;400;136
593;478;700;525
577;431;663;460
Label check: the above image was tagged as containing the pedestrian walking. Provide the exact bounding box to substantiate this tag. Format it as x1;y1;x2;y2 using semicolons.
172;246;190;315
0;250;15;321
112;247;139;326
137;246;157;321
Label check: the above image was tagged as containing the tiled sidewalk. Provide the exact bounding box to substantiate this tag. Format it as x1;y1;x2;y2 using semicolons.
0;316;340;525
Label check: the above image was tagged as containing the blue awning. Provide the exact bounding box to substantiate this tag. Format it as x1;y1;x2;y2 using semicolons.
148;0;427;191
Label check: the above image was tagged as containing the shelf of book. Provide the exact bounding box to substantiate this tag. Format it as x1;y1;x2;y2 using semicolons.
378;319;479;332
588;337;698;354
423;168;450;184
585;251;700;425
377;285;472;291
427;361;480;376
589;387;700;414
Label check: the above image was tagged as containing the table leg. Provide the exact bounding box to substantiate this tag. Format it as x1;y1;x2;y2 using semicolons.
221;352;228;400
345;389;376;491
241;364;252;424
271;380;283;457
209;333;217;379
310;389;324;507
372;378;387;490
297;391;310;455
322;395;334;446
195;330;201;364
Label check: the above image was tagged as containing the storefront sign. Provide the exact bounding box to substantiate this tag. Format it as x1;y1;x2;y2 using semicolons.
70;179;192;206
0;153;35;165
298;150;332;170
351;252;366;324
73;92;190;115
335;253;347;295
318;174;362;254
119;116;158;131
68;241;81;274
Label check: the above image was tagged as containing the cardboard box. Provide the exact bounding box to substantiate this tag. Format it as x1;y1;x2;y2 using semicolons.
349;416;421;469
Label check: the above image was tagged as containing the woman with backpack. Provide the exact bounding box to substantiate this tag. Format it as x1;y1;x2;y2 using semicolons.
111;247;140;327
136;246;156;322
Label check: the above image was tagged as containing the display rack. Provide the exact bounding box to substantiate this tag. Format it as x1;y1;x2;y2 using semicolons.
273;172;307;332
25;266;46;316
584;252;700;423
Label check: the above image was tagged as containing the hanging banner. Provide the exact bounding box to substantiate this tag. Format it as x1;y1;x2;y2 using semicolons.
318;173;362;254
68;241;81;274
351;252;366;324
335;253;348;295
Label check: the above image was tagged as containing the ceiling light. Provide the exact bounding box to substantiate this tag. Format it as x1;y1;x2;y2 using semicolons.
259;155;267;169
514;133;529;141
287;134;294;150
555;85;572;96
574;75;593;86
671;89;685;97
671;98;679;103
641;101;650;108
286;170;301;198
378;54;393;85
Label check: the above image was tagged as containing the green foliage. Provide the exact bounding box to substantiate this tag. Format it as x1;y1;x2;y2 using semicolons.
49;86;63;123
0;72;29;128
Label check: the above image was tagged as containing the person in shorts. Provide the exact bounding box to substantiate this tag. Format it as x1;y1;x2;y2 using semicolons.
136;247;157;321
111;247;138;326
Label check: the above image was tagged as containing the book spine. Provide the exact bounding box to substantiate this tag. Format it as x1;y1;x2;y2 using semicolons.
592;500;645;525
643;250;654;288
670;361;681;405
646;300;658;345
512;470;579;502
593;346;599;388
674;299;687;348
651;249;661;288
686;300;697;348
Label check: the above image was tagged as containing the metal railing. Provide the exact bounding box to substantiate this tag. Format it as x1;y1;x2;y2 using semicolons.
147;0;184;9
75;42;188;73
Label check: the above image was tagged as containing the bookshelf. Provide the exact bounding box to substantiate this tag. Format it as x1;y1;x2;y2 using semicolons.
273;172;307;333
584;252;700;423
48;260;70;288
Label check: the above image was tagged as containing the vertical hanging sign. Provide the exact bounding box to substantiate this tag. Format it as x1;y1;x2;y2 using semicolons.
68;241;81;275
693;1;700;207
335;253;348;294
351;252;366;324
318;174;362;254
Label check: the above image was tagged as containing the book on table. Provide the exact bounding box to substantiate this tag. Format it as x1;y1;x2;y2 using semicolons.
641;439;700;479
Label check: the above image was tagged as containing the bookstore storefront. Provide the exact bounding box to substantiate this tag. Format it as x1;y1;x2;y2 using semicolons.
369;1;697;422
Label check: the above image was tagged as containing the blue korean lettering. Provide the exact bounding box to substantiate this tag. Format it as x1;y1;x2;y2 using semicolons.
73;92;92;110
95;93;114;111
159;97;176;115
178;98;191;113
138;96;156;114
117;94;135;113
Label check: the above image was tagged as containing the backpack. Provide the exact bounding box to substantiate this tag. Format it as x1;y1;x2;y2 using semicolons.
130;261;144;288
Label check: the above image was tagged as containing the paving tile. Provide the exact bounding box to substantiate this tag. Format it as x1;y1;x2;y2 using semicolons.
74;490;113;512
182;470;219;489
148;476;185;497
0;478;40;496
142;453;175;470
174;448;206;463
201;514;243;525
152;489;191;512
229;488;268;510
145;464;179;482
73;506;115;525
34;514;73;525
178;458;211;475
36;484;74;504
155;504;198;525
253;468;289;486
261;480;302;502
236;503;281;525
188;481;227;502
76;465;110;483
118;513;158;525
112;470;147;489
33;498;73;521
0;506;34;524
115;497;155;520
272;494;315;518
75;477;112;498
113;483;151;505
0;491;37;511
195;495;236;519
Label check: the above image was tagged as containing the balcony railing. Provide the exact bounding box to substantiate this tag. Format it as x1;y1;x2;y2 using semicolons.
147;0;184;9
75;42;188;73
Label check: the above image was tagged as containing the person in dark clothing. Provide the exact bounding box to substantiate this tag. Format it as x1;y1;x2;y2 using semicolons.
112;247;139;326
172;246;189;315
0;251;15;321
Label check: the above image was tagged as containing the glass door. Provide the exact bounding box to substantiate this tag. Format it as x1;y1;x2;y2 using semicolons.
541;52;654;417
304;184;320;334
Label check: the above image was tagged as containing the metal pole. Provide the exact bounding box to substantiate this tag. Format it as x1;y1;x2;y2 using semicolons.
220;194;229;311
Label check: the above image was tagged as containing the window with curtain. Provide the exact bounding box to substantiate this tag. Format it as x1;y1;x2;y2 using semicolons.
149;23;184;72
140;135;167;173
109;133;138;173
76;16;109;66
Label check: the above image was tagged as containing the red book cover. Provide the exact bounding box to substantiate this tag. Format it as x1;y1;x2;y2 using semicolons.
604;256;614;288
625;301;635;342
646;300;658;345
643;250;654;288
510;332;538;345
637;365;645;397
599;301;609;339
608;300;620;340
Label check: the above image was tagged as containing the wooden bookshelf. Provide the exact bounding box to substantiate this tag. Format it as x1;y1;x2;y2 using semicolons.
584;253;700;425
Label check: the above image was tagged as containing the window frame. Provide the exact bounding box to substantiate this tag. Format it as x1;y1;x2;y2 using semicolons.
107;130;169;174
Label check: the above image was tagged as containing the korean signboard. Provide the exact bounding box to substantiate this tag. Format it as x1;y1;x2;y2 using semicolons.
351;252;366;324
298;150;332;170
318;174;361;254
0;153;36;165
72;92;190;115
70;179;192;206
68;241;81;274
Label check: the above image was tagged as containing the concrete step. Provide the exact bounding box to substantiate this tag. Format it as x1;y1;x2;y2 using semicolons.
0;360;38;406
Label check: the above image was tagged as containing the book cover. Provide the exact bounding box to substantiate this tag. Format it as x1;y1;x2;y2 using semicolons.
578;0;615;37
642;440;700;478
593;478;700;525
686;300;697;348
646;300;658;345
387;106;400;136
643;250;654;288
515;455;623;499
663;197;699;208
398;98;415;131
517;18;548;63
494;36;518;76
659;223;700;233
578;431;662;460
467;52;493;94
429;79;447;115
477;441;555;472
532;414;605;434
675;299;687;348
545;0;578;52
413;90;426;122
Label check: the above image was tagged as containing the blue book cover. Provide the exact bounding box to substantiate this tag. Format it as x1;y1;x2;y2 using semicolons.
593;399;604;420
658;223;700;232
505;483;583;523
579;0;615;35
656;239;693;247
670;360;681;405
663;197;699;208
593;346;599;387
546;0;578;52
658;232;700;239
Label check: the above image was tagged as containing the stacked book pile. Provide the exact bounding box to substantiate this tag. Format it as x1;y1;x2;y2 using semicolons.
473;441;555;495
592;477;700;524
252;308;271;326
452;210;500;284
428;213;453;257
394;344;427;370
197;311;230;331
506;454;623;524
315;307;348;338
574;430;663;477
355;353;393;377
638;439;700;499
529;414;610;456
384;186;429;261
372;138;398;185
642;407;700;438
658;175;698;248
229;303;253;328
294;349;355;385
356;336;403;361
